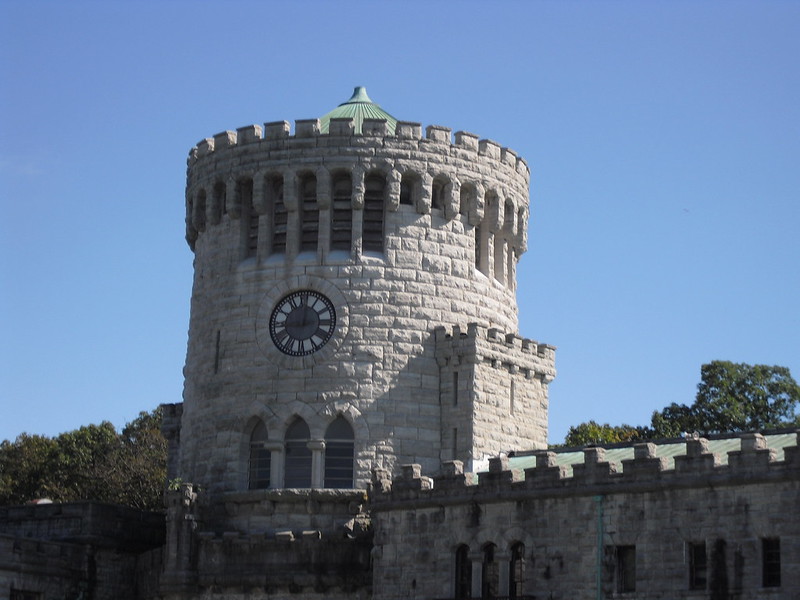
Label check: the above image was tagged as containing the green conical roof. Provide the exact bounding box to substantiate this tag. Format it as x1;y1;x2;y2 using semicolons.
319;86;397;134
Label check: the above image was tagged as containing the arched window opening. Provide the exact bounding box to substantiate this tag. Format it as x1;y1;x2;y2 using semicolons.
238;179;257;258
363;174;385;253
431;176;448;211
213;181;226;219
460;183;476;216
399;172;418;206
331;173;353;251
482;543;499;599
269;176;287;254
504;200;514;232
195;190;207;231
299;174;318;252
284;418;312;488
516;207;525;238
509;542;526;599
324;416;354;488
248;421;271;490
455;544;472;599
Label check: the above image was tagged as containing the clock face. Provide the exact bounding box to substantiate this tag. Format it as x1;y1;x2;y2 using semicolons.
269;290;336;356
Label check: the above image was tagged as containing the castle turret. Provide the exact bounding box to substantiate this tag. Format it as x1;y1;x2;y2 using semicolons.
176;88;554;502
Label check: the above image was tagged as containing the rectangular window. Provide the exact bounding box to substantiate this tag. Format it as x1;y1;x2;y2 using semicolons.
616;545;636;593
762;538;781;587
688;541;707;590
453;371;459;406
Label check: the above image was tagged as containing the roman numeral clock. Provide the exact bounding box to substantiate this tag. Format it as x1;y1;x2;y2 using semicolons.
269;290;336;356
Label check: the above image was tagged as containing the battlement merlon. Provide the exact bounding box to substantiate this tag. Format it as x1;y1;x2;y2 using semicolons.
434;323;557;382
186;117;530;181
370;432;800;506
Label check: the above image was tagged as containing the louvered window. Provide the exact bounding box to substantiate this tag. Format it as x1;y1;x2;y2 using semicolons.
238;179;257;258
299;174;318;252
363;174;384;253
331;174;352;251
270;178;287;254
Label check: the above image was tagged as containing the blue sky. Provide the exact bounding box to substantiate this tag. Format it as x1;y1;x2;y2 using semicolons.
1;1;798;445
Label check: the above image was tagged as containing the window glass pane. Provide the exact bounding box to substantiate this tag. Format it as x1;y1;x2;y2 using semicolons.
763;538;781;587
284;419;311;488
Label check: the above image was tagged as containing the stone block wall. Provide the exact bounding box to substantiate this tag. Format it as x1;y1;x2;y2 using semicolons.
0;502;164;600
370;433;800;600
435;324;556;467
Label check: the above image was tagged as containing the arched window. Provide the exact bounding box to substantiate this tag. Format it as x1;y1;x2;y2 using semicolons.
460;183;476;216
298;174;318;252
324;416;354;488
269;176;286;254
193;189;206;232
482;543;499;599
431;176;448;211
399;172;418;206
509;542;526;599
248;421;271;490
363;174;385;253
455;544;472;599
284;418;312;488
213;181;227;219
504;200;514;232
331;173;352;251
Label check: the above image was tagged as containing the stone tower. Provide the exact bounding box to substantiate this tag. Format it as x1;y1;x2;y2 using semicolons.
175;87;555;502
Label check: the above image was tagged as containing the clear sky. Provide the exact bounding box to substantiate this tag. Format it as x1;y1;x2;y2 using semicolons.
1;1;798;446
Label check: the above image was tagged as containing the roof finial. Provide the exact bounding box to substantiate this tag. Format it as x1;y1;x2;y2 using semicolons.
344;86;373;105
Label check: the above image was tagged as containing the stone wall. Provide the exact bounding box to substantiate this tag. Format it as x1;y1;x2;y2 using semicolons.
0;502;164;600
435;324;556;466
370;433;800;600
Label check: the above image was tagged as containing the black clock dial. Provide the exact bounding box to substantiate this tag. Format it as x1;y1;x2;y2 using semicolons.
269;290;336;356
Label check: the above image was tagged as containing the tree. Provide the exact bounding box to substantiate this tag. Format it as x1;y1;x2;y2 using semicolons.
0;407;166;511
651;361;800;437
563;421;650;447
561;361;800;446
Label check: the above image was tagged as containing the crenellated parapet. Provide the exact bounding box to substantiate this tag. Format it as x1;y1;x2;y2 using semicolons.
371;431;800;506
434;323;556;383
184;116;530;291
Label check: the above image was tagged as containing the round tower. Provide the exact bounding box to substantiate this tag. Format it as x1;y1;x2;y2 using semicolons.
178;88;554;497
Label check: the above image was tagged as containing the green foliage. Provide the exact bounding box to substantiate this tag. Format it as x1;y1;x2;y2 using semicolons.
563;420;650;447
651;361;800;437
0;408;166;511
563;361;800;445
